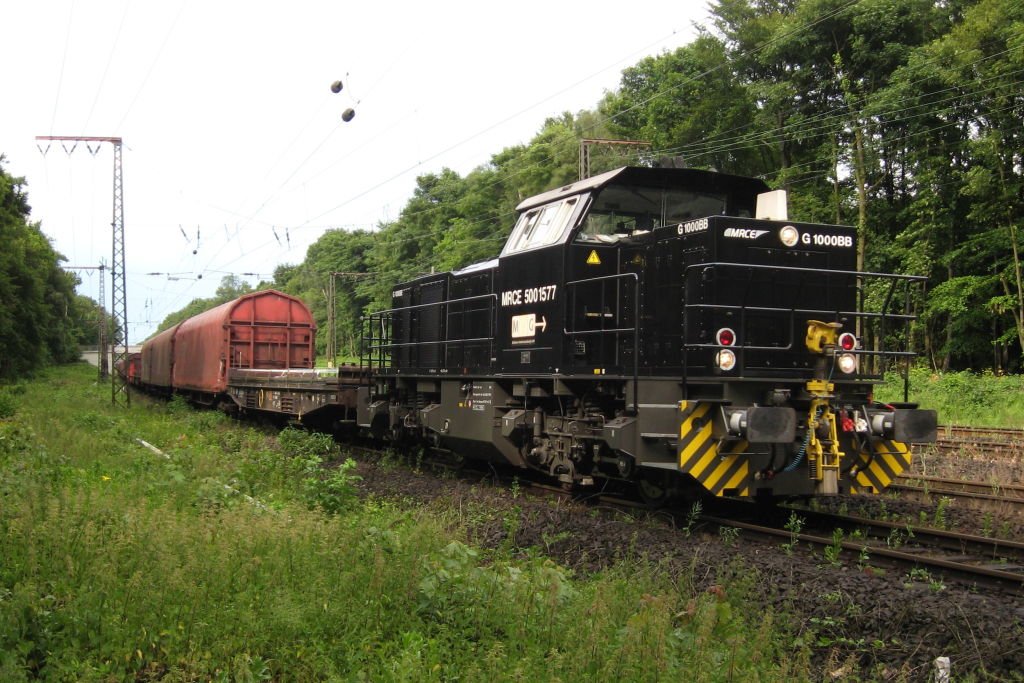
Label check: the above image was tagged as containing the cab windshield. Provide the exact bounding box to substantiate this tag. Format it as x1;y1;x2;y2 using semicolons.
575;185;738;242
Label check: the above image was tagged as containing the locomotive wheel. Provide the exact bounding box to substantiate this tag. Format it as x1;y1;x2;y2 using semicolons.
637;471;675;509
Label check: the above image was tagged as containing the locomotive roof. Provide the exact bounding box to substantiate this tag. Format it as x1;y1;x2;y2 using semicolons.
515;166;771;212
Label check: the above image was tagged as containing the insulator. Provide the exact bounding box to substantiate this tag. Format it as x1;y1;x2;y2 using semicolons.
330;80;343;94
342;108;355;122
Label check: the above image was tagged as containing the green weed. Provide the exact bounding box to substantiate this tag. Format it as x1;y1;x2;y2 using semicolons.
719;525;740;547
0;364;816;681
683;500;703;537
933;496;954;529
823;528;844;566
782;512;805;555
0;390;17;418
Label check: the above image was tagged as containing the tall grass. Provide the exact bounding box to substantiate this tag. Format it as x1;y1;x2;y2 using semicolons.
1;363;809;681
876;366;1024;427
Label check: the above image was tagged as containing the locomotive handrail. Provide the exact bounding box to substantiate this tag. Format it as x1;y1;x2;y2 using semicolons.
685;340;918;358
564;272;640;413
367;292;498;317
682;261;924;379
367;336;495;349
362;292;498;373
686;303;916;323
683;261;928;283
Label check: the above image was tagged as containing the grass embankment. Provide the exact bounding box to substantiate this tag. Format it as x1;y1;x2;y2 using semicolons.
0;364;807;681
876;367;1024;428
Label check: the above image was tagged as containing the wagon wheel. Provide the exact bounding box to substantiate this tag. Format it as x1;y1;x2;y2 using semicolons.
637;470;675;509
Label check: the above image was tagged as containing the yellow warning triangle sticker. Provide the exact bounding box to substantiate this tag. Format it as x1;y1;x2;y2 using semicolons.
586;250;601;265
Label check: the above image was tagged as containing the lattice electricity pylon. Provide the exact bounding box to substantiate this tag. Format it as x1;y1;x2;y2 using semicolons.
109;140;128;406
98;261;107;379
36;135;129;406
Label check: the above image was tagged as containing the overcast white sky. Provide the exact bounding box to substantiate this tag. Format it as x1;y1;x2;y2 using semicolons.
2;1;708;343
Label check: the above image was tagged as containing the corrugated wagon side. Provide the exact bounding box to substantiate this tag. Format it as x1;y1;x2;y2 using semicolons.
141;324;181;390
172;290;316;399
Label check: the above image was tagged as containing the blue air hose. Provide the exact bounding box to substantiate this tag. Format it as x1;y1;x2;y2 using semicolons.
783;405;824;473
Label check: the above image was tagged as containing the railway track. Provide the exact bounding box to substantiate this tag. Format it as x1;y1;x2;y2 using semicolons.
335;439;1024;609
704;506;1024;595
516;473;1024;595
891;474;1024;516
939;425;1024;443
923;424;1024;458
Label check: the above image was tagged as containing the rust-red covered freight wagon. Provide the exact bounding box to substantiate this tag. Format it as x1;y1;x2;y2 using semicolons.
141;324;181;389
172;290;316;396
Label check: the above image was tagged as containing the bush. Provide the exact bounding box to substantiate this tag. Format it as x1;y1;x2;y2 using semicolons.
278;427;335;458
876;366;1024;426
301;456;360;514
0;391;15;419
167;394;192;415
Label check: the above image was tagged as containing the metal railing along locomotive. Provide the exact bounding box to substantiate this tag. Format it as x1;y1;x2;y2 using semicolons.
361;293;498;374
359;263;925;404
681;262;926;389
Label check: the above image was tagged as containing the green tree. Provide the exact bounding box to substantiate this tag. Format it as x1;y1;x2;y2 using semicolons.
881;0;1023;369
0;156;82;380
151;0;1024;373
600;34;767;176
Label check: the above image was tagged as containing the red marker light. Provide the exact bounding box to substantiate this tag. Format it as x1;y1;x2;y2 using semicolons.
717;328;736;346
838;333;857;351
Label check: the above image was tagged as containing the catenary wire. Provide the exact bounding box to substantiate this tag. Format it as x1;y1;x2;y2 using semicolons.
167;2;1018;330
49;0;77;135
81;0;130;134
114;0;188;133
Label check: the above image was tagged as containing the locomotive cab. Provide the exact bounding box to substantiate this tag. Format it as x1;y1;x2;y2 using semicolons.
494;167;770;379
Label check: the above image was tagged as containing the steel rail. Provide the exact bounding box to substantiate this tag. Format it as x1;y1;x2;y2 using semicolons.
702;514;1024;594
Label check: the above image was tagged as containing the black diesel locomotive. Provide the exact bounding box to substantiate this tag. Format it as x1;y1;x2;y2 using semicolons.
359;166;937;502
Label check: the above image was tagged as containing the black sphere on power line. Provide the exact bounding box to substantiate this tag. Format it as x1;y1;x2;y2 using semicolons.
331;80;343;94
342;108;355;122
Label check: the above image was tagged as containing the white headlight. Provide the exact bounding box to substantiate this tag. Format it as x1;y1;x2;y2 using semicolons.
780;225;800;247
716;349;737;372
837;353;858;374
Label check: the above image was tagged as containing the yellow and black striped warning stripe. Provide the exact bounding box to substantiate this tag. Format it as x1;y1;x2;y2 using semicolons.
678;401;752;497
851;439;912;494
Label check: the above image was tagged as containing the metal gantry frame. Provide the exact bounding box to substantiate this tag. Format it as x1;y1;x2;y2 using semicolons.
324;271;373;367
579;139;652;180
63;263;108;379
36;135;129;406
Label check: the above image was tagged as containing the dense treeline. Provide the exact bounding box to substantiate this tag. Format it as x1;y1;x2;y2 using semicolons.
0;156;108;381
167;0;1023;372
